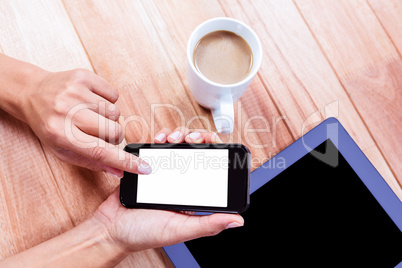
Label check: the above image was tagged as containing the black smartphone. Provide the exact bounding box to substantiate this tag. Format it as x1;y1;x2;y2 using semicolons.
120;143;250;214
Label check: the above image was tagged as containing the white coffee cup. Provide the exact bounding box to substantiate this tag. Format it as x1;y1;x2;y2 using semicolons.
187;17;262;134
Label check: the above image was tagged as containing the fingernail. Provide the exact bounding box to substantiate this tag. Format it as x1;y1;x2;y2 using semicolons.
108;103;117;112
212;132;223;143
138;163;152;175
226;222;243;229
188;131;201;140
169;131;182;142
155;133;166;142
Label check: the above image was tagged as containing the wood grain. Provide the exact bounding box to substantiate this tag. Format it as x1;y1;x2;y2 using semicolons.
368;0;402;55
0;0;90;71
294;0;402;187
0;111;73;258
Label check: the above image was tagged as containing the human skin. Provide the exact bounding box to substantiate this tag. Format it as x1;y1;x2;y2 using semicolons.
0;53;150;177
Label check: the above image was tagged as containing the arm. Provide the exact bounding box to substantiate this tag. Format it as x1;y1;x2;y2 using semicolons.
0;54;43;122
0;53;150;176
0;217;127;268
0;128;243;267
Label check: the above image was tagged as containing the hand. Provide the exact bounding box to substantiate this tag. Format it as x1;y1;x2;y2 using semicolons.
94;127;243;253
21;68;150;177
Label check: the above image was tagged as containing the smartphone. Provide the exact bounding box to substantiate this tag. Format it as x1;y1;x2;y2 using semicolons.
120;143;250;214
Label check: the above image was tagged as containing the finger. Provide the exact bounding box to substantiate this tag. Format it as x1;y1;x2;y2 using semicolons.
184;131;204;143
90;96;121;121
154;128;172;144
185;130;223;144
167;127;190;143
51;146;123;177
168;213;244;244
87;72;119;103
203;132;223;143
102;165;124;178
73;109;124;145
65;127;152;175
50;145;106;172
80;90;121;121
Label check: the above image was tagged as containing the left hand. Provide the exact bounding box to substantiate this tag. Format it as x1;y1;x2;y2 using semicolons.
21;68;150;177
93;127;243;253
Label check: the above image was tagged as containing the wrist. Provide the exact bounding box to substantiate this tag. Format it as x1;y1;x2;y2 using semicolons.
88;215;132;263
47;216;130;267
0;54;48;123
0;214;130;268
17;63;49;124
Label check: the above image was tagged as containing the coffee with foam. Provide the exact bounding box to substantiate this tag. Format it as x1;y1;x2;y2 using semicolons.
193;30;253;85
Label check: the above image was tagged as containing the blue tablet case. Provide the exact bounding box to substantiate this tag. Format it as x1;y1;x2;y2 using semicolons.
164;117;402;267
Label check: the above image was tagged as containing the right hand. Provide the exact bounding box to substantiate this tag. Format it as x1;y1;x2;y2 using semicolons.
94;127;243;253
21;68;151;177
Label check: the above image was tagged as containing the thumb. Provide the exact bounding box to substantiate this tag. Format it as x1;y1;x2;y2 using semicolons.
171;213;244;243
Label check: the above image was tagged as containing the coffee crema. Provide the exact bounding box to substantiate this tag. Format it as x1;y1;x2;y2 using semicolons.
193;30;253;85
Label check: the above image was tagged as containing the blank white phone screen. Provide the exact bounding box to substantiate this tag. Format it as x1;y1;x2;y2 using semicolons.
137;149;229;207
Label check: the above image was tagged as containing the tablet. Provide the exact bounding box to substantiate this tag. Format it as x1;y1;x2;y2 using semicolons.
163;117;402;267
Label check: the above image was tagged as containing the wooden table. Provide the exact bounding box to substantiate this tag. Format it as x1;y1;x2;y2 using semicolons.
0;0;401;266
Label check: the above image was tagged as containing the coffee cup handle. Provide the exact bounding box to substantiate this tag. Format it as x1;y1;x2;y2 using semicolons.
212;94;234;134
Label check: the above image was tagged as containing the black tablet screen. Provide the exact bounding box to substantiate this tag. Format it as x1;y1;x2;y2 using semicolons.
185;140;402;267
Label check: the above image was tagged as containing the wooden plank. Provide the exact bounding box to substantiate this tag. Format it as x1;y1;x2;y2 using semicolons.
0;111;73;258
0;1;90;71
365;0;402;55
294;0;402;187
219;0;402;198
